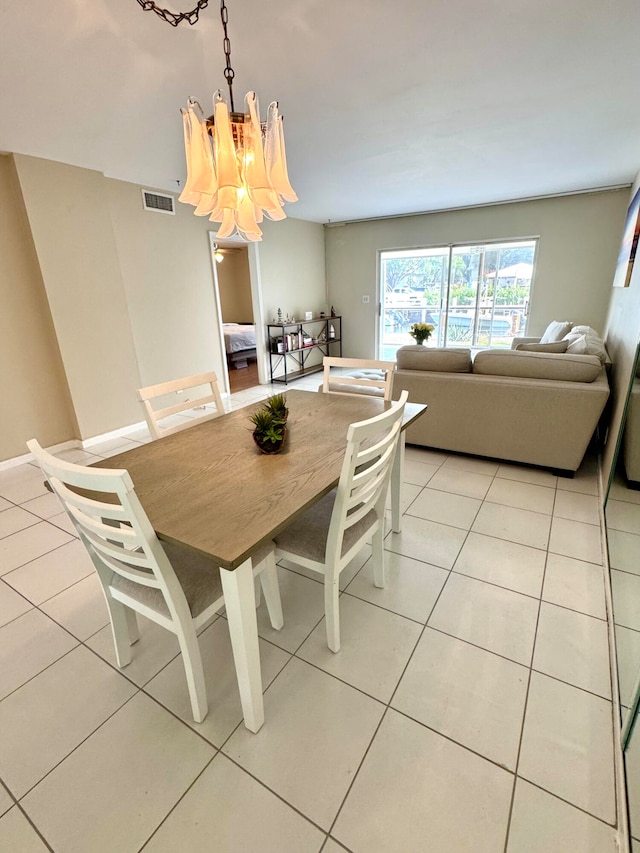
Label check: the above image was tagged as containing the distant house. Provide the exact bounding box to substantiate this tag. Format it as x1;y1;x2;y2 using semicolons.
485;262;533;284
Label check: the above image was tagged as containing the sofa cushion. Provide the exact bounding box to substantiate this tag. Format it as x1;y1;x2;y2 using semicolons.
396;346;472;373
515;340;569;354
540;320;573;343
473;349;602;382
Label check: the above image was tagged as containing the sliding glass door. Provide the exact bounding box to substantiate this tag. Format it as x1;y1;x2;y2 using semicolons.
379;239;537;358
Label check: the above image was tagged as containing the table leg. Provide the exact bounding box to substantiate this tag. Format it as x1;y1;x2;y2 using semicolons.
220;558;264;733
391;432;405;533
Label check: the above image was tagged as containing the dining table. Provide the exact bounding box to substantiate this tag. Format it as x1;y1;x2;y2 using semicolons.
93;389;427;732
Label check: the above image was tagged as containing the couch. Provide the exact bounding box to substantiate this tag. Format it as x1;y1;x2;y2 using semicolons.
393;345;610;474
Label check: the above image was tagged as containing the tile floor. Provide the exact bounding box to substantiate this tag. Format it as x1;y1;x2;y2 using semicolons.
0;378;621;852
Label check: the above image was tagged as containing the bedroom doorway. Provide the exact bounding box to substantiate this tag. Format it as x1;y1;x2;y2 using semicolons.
209;234;267;396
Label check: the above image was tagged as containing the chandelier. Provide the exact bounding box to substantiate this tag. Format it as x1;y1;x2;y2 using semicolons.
136;0;297;241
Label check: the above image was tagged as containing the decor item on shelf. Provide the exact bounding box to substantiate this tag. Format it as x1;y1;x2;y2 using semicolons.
409;322;435;345
305;311;313;321
250;394;289;454
138;0;297;241
213;244;224;263
329;324;336;339
277;308;283;323
330;306;336;317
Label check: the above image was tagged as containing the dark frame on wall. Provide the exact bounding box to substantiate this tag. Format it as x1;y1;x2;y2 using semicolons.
613;185;640;288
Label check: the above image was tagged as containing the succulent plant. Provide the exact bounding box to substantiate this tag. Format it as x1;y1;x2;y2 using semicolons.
264;393;288;422
250;404;287;452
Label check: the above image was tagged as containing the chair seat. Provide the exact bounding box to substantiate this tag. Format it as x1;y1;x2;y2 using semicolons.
326;379;386;397
345;369;386;380
318;370;388;397
275;490;377;562
112;540;273;619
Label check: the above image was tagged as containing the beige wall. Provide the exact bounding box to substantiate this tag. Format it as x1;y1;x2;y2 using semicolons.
325;190;628;358
258;217;327;321
217;250;253;323
15;155;142;439
0;156;77;461
106;178;224;390
2;154;326;457
255;217;327;379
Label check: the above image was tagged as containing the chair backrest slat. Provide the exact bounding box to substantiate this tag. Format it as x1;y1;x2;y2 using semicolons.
147;393;220;421
53;482;137;531
81;538;162;587
27;439;185;606
322;357;396;401
137;371;224;440
342;431;399;529
326;391;408;555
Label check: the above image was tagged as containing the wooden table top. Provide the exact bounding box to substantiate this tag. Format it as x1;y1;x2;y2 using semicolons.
94;390;426;569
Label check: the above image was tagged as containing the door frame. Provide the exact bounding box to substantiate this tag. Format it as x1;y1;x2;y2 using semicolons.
208;232;267;394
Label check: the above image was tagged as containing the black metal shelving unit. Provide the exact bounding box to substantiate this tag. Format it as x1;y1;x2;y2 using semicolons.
267;316;342;384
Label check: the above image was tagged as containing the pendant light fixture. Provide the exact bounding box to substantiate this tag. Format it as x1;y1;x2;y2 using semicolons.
213;244;225;263
136;0;298;242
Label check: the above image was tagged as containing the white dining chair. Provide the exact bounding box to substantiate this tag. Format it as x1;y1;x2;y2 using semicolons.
27;439;283;724
274;390;408;652
320;356;396;400
137;371;224;440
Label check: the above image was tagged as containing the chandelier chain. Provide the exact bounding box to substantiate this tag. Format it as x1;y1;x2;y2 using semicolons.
135;0;210;27
135;0;237;112
220;0;236;113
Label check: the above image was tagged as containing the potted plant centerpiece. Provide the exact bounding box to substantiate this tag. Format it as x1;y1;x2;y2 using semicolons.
409;322;435;345
250;393;289;454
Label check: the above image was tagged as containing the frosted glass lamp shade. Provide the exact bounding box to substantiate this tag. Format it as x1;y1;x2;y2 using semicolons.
179;90;297;242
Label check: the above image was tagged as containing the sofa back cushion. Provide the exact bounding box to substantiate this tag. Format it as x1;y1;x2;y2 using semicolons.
473;349;602;382
515;340;569;353
396;346;472;373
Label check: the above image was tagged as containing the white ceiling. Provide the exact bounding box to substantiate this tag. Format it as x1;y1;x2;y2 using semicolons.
2;0;640;224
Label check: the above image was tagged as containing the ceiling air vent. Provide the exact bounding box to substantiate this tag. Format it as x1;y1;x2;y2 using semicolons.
141;190;175;215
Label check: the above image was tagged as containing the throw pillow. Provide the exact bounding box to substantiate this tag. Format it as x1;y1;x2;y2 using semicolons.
563;326;610;365
515;341;569;353
564;333;588;355
540;320;574;344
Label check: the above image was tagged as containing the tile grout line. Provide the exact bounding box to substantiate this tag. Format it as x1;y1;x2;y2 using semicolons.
500;547;548;853
0;525;77;576
322;460;560;843
135;752;219;851
14;691;141;804
519;776;620;831
219;749;331;839
324;519;461;843
9;800;55;852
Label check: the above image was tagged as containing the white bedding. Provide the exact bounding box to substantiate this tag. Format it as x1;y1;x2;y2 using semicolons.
223;323;256;354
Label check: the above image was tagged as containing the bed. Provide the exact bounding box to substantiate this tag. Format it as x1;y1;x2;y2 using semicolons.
223;323;257;369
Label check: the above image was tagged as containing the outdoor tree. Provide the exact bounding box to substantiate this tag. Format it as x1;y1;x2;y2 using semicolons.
383;256;446;292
